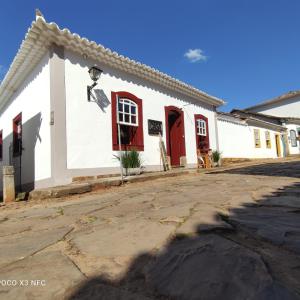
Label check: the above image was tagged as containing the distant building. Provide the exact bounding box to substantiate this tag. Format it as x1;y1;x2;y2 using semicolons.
217;102;300;159
244;91;300;156
244;90;300;118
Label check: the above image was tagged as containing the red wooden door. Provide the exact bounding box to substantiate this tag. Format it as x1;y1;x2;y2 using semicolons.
169;113;181;165
165;106;186;167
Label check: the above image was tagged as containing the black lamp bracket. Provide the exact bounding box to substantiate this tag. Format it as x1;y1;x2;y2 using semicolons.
87;82;98;101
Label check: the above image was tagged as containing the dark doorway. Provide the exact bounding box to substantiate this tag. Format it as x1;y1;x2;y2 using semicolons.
165;106;186;166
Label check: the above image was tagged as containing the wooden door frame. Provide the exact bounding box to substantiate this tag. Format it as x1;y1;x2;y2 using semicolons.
164;106;186;165
194;114;210;153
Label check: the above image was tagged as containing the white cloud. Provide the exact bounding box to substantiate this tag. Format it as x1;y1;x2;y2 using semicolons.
184;49;207;63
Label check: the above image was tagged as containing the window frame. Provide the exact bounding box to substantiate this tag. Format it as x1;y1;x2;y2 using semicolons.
254;129;261;148
265;131;271;149
196;119;207;136
290;129;297;147
117;98;138;127
13;113;22;157
111;91;144;151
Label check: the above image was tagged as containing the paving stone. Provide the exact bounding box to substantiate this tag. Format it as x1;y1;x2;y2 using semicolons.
67;220;176;278
0;226;72;268
68;280;152;300
61;196;120;217
0;250;84;300
7;206;59;219
146;234;299;300
176;206;232;235
258;196;300;208
70;220;175;257
229;206;300;254
146;202;193;221
0;209;75;237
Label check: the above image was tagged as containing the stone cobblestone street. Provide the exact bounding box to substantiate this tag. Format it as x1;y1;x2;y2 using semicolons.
0;159;300;299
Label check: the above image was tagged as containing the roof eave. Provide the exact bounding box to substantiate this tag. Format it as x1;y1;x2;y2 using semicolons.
247;117;286;131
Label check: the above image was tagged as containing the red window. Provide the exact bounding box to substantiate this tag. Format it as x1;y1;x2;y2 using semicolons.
13;113;22;156
194;114;210;153
0;130;3;161
111;91;144;151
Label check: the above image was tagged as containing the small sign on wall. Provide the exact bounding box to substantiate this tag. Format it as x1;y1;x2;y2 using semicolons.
148;119;163;136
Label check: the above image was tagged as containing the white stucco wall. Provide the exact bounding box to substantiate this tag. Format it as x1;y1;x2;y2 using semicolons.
64;50;218;171
286;123;300;155
217;119;252;158
218;118;283;159
0;53;51;190
249;126;282;158
250;96;300;118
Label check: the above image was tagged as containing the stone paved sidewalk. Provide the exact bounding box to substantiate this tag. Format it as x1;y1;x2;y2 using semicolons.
24;156;299;201
0;159;300;299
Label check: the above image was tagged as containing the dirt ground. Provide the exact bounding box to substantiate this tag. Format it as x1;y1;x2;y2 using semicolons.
0;159;300;299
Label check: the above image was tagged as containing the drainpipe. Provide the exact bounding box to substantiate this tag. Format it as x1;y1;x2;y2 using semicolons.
214;107;220;151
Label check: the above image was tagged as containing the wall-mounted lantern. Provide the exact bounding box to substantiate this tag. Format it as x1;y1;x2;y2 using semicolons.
87;66;103;101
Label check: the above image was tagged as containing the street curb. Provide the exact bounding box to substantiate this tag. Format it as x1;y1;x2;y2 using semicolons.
28;169;198;201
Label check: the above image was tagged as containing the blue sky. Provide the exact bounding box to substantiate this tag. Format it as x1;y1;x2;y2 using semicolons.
0;0;299;111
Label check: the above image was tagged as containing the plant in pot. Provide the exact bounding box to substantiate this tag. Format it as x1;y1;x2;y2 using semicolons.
212;150;222;167
117;150;142;176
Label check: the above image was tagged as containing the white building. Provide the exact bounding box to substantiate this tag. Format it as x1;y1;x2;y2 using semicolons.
217;109;300;160
244;91;300;155
0;14;224;191
245;90;300;118
217;111;285;159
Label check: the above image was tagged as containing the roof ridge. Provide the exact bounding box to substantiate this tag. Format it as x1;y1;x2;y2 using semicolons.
244;90;300;111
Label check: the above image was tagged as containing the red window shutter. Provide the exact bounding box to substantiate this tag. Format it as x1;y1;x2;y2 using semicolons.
205;117;210;149
111;92;118;150
133;97;144;151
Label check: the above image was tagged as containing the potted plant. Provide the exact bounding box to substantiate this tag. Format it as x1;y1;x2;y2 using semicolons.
115;150;142;176
212;150;222;167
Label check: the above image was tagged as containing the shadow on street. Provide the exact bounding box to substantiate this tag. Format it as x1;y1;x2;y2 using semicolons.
68;177;300;300
209;160;300;178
